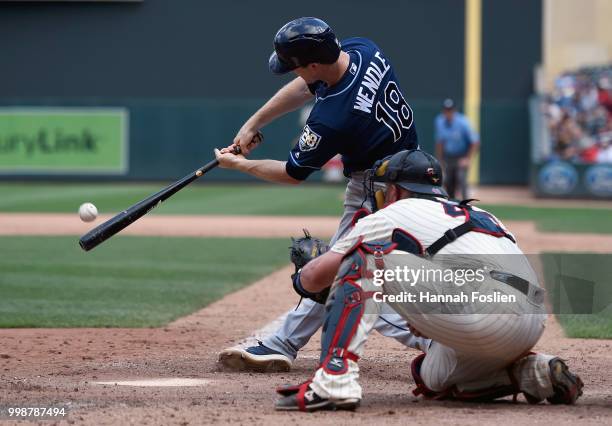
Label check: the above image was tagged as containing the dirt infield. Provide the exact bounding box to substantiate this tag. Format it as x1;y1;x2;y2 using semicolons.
1;213;611;425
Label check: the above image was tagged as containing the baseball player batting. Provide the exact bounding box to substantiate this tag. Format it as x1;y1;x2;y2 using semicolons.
274;149;583;411
216;17;426;370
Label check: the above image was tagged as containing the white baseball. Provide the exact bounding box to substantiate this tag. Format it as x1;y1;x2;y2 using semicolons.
79;202;98;222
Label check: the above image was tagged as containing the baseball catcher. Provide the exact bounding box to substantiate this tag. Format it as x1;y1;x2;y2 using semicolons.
274;149;583;411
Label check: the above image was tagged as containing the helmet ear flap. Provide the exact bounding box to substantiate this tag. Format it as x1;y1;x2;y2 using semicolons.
374;190;386;211
375;159;390;177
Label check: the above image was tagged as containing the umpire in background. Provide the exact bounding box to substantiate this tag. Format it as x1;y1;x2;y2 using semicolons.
434;99;479;200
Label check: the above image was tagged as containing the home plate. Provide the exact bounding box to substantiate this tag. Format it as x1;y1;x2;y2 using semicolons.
94;378;210;387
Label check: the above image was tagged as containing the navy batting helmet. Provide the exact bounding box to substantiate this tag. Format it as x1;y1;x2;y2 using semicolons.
269;17;341;75
370;150;448;197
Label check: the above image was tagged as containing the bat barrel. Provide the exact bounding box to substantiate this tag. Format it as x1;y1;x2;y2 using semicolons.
79;205;150;251
78;134;261;251
79;158;219;251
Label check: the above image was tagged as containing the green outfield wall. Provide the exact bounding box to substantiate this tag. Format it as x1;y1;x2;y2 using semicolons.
0;0;541;183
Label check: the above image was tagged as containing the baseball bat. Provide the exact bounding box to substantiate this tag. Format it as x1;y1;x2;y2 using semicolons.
79;132;262;252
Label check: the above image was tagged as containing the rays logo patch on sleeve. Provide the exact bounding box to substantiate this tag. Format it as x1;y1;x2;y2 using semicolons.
299;125;322;152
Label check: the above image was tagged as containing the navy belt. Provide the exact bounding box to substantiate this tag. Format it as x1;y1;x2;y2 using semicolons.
489;270;529;295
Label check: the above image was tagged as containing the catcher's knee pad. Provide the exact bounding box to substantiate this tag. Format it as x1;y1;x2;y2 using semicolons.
318;245;372;374
319;278;363;374
319;240;397;374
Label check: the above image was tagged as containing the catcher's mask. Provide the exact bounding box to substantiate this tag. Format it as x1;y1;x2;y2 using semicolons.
365;149;448;212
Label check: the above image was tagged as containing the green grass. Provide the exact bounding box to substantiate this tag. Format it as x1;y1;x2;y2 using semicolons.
2;237;611;338
0;236;289;328
0;183;345;216
479;204;612;234
541;252;612;339
0;183;611;233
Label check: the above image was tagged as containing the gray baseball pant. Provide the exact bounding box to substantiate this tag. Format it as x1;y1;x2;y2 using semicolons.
444;156;469;200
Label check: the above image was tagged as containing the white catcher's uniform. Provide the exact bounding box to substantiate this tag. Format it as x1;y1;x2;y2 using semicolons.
310;197;559;402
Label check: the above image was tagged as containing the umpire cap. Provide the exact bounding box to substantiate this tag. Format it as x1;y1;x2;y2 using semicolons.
269;17;341;74
370;150;448;197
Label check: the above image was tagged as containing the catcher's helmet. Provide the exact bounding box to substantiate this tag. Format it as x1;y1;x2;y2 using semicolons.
269;17;341;75
369;150;448;198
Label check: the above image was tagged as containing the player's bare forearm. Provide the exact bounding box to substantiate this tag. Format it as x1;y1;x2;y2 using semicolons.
249;78;313;128
237;159;300;184
214;149;300;184
300;251;344;293
227;78;314;155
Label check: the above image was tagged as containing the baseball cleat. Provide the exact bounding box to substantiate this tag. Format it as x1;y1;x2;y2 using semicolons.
275;383;360;412
218;341;292;372
546;358;584;404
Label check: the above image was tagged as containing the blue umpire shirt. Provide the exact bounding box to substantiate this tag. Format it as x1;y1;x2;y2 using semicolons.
434;112;478;159
285;37;419;181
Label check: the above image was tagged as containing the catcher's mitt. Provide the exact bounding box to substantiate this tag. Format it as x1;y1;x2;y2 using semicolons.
289;229;328;272
289;229;330;304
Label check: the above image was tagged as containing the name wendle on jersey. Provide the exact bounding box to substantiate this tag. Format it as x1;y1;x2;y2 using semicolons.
353;51;390;114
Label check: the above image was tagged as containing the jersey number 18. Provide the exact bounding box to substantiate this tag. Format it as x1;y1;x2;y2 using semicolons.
375;81;413;142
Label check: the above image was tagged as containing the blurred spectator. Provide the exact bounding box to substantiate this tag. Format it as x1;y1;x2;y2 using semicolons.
598;77;612;115
434;98;479;200
552;112;582;160
544;65;612;163
597;128;612;163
